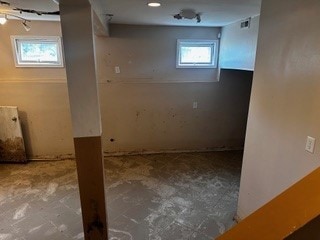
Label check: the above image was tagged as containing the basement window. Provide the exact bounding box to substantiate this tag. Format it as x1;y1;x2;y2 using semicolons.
11;36;64;67
176;39;218;68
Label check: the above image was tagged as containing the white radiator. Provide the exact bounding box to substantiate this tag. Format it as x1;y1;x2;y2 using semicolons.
0;106;27;163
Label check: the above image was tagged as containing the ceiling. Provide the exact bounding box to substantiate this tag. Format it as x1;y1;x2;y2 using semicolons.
107;0;261;27
0;0;261;27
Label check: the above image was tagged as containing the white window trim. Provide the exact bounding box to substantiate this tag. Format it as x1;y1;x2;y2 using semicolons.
11;36;64;68
176;39;219;68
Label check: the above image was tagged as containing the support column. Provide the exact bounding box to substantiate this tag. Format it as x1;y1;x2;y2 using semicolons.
59;1;108;239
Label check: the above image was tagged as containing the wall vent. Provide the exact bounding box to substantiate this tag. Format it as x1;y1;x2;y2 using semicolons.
240;18;251;29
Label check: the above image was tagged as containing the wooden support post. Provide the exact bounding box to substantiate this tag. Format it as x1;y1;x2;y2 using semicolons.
59;0;108;239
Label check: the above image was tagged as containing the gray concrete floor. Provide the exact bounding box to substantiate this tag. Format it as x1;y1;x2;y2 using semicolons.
0;151;242;240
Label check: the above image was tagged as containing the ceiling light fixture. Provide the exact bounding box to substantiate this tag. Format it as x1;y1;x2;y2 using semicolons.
0;12;31;31
173;9;202;23
148;2;161;7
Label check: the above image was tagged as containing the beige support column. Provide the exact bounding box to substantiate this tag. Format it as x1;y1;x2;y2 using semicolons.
59;0;108;239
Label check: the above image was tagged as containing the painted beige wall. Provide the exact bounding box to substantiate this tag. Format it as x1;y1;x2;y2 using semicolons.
238;0;320;219
96;24;253;153
220;15;260;71
0;21;66;80
0;21;253;158
97;24;220;83
0;20;74;159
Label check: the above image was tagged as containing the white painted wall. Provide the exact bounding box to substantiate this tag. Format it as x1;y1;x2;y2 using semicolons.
237;0;320;219
219;15;260;71
60;4;102;138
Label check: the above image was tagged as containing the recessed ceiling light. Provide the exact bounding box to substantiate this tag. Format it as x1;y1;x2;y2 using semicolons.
148;2;161;7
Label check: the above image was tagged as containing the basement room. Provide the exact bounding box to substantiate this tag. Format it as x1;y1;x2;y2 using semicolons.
2;0;319;239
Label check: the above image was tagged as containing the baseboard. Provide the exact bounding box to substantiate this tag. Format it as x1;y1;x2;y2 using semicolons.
103;147;244;157
28;154;75;161
27;147;244;160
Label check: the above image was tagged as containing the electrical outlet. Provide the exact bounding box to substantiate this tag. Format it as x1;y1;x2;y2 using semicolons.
193;102;198;109
305;136;316;153
115;66;120;74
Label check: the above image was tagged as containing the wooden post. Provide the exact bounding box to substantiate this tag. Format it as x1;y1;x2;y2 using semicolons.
59;0;108;239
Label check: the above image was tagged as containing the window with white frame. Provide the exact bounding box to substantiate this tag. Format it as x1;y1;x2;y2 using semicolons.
11;36;64;67
176;39;218;68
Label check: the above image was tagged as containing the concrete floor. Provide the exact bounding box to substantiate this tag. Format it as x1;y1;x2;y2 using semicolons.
0;151;242;240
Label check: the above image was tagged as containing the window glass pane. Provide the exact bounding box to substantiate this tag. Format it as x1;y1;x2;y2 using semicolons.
12;36;63;67
19;41;58;63
180;46;212;64
176;40;218;68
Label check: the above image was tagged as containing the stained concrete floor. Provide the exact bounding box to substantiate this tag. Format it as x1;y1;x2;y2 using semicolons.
0;151;242;240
